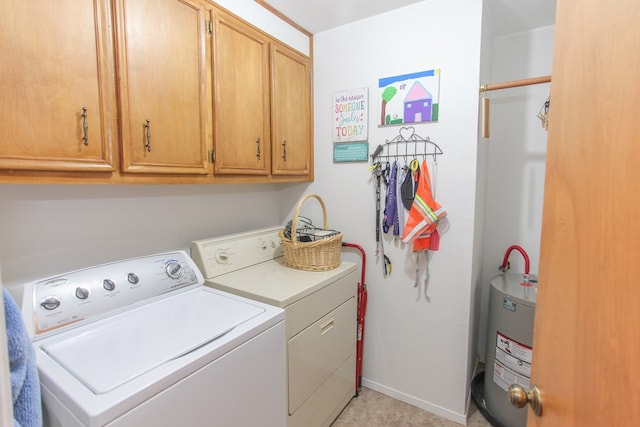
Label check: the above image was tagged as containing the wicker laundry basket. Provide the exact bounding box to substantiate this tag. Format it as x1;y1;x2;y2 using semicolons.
279;194;342;271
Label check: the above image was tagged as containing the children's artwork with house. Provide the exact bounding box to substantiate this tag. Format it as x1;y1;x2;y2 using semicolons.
378;69;440;126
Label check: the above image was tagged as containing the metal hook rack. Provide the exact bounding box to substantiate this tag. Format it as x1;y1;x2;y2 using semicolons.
370;126;443;163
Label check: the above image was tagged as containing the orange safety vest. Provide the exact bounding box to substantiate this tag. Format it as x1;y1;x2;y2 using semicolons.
401;160;446;250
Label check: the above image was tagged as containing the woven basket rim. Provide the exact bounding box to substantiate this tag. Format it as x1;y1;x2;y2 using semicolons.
279;194;342;271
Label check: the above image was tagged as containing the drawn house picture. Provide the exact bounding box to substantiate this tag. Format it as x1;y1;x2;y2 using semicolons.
378;69;440;126
404;81;432;123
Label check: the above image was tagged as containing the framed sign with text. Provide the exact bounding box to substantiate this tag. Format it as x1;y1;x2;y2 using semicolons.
332;88;368;142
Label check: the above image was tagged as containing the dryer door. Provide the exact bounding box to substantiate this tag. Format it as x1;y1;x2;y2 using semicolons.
288;297;356;415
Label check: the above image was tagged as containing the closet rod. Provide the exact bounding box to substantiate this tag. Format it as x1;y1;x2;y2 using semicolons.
479;75;551;92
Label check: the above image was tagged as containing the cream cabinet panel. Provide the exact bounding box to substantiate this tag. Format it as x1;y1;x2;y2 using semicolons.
288;298;356;415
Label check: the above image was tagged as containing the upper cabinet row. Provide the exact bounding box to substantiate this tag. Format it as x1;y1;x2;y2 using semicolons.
0;0;312;183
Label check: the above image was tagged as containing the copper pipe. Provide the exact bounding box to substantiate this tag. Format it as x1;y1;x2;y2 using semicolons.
481;96;490;138
479;75;551;92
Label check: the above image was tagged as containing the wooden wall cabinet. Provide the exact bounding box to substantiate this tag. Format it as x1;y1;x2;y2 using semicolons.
115;0;210;176
211;10;313;180
211;11;271;176
0;0;116;173
271;43;312;177
0;0;312;183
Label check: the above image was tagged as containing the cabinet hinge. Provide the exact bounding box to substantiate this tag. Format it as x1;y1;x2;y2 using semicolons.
209;150;215;163
205;20;212;35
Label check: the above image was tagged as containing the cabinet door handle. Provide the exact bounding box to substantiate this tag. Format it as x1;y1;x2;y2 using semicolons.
144;119;151;152
320;318;335;335
282;140;287;161
256;137;261;160
81;107;88;146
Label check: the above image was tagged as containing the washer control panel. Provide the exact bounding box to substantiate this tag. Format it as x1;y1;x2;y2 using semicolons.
191;226;282;279
23;251;203;339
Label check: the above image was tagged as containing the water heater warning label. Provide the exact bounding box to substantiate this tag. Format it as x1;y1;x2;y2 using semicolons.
493;332;532;392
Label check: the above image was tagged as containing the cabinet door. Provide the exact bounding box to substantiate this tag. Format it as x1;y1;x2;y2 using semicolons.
0;0;116;172
271;44;312;176
212;12;270;175
115;0;209;175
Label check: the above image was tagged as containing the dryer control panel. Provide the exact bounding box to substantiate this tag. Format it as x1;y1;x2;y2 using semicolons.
22;251;203;339
191;226;283;279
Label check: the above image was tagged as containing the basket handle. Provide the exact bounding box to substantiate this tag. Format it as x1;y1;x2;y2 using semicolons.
291;193;329;246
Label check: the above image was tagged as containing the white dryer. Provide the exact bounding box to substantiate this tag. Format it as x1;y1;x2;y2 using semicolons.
191;227;358;427
21;251;286;427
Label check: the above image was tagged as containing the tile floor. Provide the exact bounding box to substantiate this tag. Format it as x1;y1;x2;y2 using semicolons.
331;387;492;427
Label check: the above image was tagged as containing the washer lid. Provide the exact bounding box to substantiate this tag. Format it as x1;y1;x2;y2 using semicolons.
41;288;264;394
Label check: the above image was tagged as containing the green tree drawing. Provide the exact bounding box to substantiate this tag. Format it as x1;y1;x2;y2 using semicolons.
380;86;398;125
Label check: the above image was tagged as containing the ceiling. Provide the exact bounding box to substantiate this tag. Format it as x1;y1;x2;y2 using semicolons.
261;0;557;36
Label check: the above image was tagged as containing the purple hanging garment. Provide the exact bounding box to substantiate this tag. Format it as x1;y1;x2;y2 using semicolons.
384;161;399;235
382;162;397;233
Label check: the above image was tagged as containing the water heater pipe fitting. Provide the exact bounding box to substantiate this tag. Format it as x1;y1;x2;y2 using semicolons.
500;245;531;276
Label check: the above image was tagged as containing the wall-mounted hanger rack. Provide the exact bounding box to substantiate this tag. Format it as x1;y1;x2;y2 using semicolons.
371;126;443;163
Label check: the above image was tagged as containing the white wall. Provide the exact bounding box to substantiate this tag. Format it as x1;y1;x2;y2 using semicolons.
476;25;555;361
0;183;311;302
469;0;494;381
310;1;483;422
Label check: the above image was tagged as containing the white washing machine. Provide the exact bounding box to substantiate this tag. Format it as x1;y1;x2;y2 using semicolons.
191;227;358;427
21;250;286;427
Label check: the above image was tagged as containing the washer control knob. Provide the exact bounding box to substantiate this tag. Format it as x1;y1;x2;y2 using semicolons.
103;279;116;291
75;287;90;300
127;273;139;284
165;261;184;279
259;239;267;250
40;296;61;311
215;250;229;264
